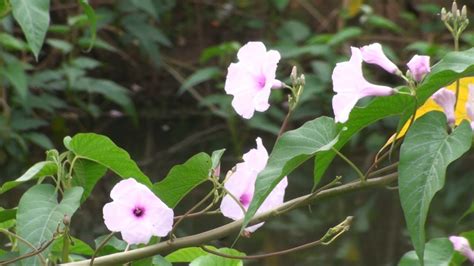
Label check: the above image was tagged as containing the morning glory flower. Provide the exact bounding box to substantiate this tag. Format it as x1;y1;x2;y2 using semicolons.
432;88;456;126
332;47;394;123
103;178;174;245
449;236;474;263
466;84;474;129
225;42;282;119
220;137;288;232
407;55;430;82
360;43;400;74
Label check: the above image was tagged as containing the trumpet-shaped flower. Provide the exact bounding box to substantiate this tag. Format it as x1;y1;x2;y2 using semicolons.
225;42;282;119
407;55;430;82
220;137;288;232
332;47;394;123
103;178;174;245
449;236;474;263
360;43;399;74
432;88;456;126
466;84;474;129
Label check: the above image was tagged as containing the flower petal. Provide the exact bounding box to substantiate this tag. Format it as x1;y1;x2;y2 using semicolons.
360;43;399;74
103;201;135;232
407;55;430;82
432;88;456;125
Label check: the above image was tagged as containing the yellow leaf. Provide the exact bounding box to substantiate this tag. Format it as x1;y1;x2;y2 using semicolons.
382;77;474;150
346;0;363;18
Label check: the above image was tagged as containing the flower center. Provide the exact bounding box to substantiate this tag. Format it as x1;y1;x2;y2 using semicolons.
132;206;145;218
239;193;252;207
256;75;266;89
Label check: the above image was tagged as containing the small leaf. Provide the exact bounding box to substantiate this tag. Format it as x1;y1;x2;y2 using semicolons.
68;133;152;187
398;238;454;266
153;153;212;208
71;159;107;203
211;149;225;170
78;0;97;52
23;132;54;149
10;0;50;59
242;116;339;232
2;61;28;101
17;185;83;266
46;38;73;53
0;161;57;194
0;207;16;223
51;236;94;256
0;32;28;51
190;247;245;266
271;0;289;11
459;201;474;222
178;67;220;95
165;247;208;263
399;112;472;263
130;0;158;18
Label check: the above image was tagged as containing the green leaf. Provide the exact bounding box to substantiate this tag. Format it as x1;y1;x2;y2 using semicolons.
2;61;28;101
178;67;220;95
277;20;311;43
0;161;57;194
153;152;212;208
314;48;474;184
166;246;244;266
23;132;54;149
327;27;362;46
46;38;73;53
190;247;244;266
51;236;94;256
68;133;152;187
10;0;50;59
271;0;289;11
17;185;83;266
165;247;208;262
242;116;339;232
130;0;158;18
78;0;97;52
398;238;454;266
72;77;136;118
211;149;225;170
71;159;107;203
366;15;403;33
459;201;474;222
152;255;172;266
0;207;16;223
0;32;28;51
399;112;472;263
94;235;126;256
0;0;11;18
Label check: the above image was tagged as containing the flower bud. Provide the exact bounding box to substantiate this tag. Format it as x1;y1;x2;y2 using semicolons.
441;8;447;21
407;55;430;82
452;1;458;17
299;74;305;86
290;66;298;84
462;5;467;19
63;214;70;226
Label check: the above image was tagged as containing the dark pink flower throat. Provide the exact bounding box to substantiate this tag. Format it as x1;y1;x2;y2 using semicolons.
133;206;145;218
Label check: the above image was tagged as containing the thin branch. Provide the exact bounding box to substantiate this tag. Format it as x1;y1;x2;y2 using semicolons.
0;229;47;265
367;162;398;178
90;232;115;266
1;236;55;266
61;173;397;266
200;216;353;260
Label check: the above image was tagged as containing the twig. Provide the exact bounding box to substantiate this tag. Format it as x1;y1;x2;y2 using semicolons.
0;229;47;265
1;236;56;265
61;173;397;266
169;189;216;240
90;232;115;266
367;162;398;178
200;216;352;260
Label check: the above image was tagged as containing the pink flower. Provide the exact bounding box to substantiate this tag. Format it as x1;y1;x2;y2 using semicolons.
225;42;282;119
332;47;394;123
220;137;288;232
449;236;474;263
466;85;474;129
360;43;400;74
407;55;430;82
432;88;456;126
103;178;174;245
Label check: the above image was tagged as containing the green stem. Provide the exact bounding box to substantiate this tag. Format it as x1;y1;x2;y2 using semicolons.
62;226;70;263
454;34;461;111
331;147;365;181
60;173;397;266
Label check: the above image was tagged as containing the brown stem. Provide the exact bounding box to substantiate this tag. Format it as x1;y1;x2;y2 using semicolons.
367;162;398;178
278;110;292;138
